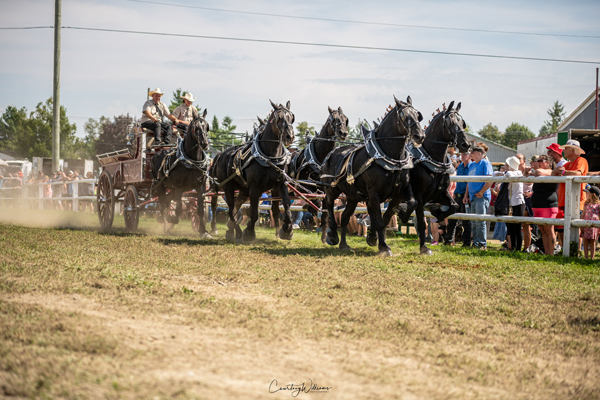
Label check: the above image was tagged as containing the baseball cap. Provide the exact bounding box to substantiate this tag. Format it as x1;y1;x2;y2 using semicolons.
546;143;562;154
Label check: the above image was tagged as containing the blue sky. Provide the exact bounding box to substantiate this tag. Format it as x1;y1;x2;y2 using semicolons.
0;0;599;138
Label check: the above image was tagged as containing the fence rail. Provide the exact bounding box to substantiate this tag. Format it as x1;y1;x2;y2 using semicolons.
1;175;599;257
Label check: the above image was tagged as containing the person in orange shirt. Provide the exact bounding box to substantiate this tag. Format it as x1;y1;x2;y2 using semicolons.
553;139;589;211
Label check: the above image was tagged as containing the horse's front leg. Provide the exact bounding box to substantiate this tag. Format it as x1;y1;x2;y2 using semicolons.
325;190;340;246
171;189;183;225
339;199;358;251
242;188;260;242
233;193;248;241
197;180;210;238
396;176;417;224
155;185;166;224
278;183;294;240
210;183;219;235
416;205;432;256
319;199;328;244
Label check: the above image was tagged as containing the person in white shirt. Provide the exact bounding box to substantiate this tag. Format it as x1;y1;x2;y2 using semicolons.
504;156;525;251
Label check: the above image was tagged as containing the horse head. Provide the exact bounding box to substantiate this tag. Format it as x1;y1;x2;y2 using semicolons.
326;106;349;141
188;109;210;151
443;101;470;153
393;95;425;146
269;100;295;147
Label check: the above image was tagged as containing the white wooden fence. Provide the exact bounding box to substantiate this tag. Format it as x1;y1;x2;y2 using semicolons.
1;175;599;257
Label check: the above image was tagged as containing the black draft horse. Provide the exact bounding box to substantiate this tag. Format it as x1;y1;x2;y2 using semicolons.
209;100;295;243
289;106;349;243
151;110;212;236
320;96;425;256
396;101;471;255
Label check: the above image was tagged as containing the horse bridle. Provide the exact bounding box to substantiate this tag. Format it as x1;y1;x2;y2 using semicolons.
326;110;348;140
443;111;466;148
267;107;295;145
396;104;422;138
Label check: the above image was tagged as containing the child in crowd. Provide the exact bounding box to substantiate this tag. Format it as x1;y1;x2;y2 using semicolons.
580;185;600;260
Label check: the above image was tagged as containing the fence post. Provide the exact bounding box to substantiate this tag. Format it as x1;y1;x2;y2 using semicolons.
562;178;581;257
72;181;79;212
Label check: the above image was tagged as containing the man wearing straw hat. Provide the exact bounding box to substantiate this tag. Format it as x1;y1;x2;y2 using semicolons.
140;88;180;145
172;92;199;135
553;139;589;212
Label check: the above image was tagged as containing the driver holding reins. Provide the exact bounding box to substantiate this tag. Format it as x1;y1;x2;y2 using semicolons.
140;88;180;145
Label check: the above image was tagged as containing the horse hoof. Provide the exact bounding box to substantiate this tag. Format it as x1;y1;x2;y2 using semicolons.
279;228;293;241
378;248;393;257
420;246;433;256
366;235;378;247
339;244;353;252
326;235;339;246
242;229;256;242
210;230;218;236
199;232;212;239
225;231;235;243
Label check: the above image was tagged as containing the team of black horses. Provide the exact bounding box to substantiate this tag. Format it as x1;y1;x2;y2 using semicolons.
150;96;470;255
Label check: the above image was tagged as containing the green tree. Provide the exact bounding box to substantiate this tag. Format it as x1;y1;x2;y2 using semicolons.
539;100;566;136
295;121;316;148
503;122;534;149
0;98;77;160
210;115;240;152
95;114;136;155
477;123;502;143
168;88;185;113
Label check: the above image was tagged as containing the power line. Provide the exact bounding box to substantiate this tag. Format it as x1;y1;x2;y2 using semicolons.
121;0;600;40
2;25;598;64
61;26;600;65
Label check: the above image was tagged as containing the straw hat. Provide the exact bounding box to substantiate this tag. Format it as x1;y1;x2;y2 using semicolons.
505;156;520;171
149;88;164;96
559;139;585;154
180;92;196;102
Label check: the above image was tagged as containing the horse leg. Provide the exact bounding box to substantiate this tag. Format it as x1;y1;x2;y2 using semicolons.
224;188;237;243
197;180;211;238
210;186;219;235
242;189;259;243
397;182;417;224
156;186;166;223
325;190;340;246
320;199;329;244
233;194;248;241
278;184;294;240
416;206;432;255
271;198;281;239
171;189;182;225
339;199;358;251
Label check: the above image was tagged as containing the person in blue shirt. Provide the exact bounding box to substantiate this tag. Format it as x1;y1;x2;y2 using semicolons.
444;151;472;246
463;145;494;249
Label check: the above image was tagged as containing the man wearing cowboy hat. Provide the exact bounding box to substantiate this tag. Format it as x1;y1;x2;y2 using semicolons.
553;139;589;212
140;88;180;145
172;92;199;135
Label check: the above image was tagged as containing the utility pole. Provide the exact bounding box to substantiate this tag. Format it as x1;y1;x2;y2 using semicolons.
52;0;61;172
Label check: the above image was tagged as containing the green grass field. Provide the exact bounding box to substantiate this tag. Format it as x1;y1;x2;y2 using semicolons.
0;209;599;399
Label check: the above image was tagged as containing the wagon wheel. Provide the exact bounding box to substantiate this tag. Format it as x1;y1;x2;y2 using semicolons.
124;185;139;232
97;170;115;230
